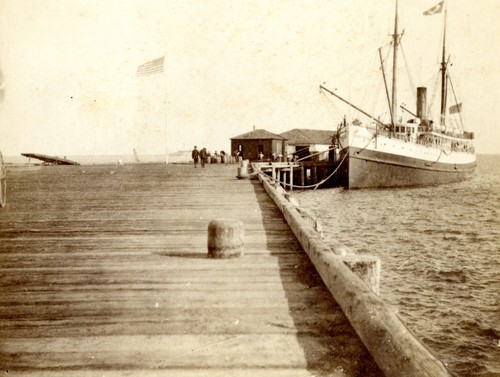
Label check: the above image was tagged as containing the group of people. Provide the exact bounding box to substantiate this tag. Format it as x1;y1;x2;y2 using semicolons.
191;146;226;168
256;151;284;162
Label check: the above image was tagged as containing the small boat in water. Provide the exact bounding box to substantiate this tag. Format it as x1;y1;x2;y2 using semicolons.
321;1;476;189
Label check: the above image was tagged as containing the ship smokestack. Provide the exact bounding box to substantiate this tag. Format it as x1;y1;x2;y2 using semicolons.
417;87;427;120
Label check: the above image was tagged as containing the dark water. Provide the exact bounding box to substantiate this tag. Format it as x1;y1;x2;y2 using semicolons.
293;155;500;377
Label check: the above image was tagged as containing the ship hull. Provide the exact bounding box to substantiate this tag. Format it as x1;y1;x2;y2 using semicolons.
339;147;476;189
337;125;476;189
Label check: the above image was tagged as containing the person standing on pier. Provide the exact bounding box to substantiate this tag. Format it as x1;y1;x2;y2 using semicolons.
192;146;200;168
200;147;207;168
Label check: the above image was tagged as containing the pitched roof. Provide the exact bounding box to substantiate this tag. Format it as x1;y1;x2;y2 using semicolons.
230;129;286;140
279;129;334;145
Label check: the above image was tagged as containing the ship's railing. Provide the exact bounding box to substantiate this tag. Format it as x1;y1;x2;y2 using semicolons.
370;125;474;154
416;132;475;153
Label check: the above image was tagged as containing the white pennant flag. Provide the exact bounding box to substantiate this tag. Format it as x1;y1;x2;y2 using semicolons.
423;1;444;16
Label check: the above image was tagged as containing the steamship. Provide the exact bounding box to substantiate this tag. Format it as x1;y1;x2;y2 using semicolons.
321;1;476;189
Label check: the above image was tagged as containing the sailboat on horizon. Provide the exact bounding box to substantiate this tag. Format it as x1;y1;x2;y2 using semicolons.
321;0;476;189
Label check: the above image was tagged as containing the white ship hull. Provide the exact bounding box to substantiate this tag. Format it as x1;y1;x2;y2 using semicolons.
338;124;476;189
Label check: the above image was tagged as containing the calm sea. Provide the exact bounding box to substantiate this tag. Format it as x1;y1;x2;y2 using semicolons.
293;154;500;377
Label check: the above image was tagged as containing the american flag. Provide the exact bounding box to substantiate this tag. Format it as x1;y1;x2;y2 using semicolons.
137;56;164;76
449;103;462;114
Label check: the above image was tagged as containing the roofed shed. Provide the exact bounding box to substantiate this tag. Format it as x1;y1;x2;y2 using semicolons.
230;129;286;161
280;129;334;161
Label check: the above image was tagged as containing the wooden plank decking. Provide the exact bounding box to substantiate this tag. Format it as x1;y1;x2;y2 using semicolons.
0;163;383;376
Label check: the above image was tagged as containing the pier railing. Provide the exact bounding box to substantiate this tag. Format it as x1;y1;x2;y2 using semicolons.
251;159;346;190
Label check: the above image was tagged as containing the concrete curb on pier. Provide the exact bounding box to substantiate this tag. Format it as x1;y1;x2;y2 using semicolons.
254;166;451;377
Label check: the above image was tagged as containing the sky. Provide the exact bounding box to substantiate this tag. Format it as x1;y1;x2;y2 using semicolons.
0;0;498;158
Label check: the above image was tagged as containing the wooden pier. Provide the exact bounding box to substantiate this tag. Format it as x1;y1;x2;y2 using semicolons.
253;160;345;190
0;163;382;376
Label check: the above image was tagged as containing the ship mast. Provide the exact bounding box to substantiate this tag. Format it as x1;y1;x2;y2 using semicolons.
390;0;400;130
440;7;448;126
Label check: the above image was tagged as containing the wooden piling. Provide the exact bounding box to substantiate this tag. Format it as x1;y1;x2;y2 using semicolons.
207;219;244;259
340;255;380;296
237;160;250;179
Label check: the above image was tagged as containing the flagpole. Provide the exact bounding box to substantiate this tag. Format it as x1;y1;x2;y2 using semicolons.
136;56;166;163
390;0;399;131
164;57;168;164
422;1;446;125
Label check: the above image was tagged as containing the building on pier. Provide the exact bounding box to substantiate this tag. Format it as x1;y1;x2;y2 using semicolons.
230;129;286;161
279;128;334;161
